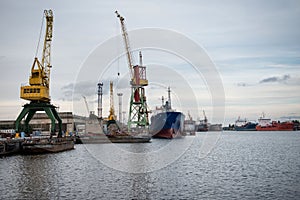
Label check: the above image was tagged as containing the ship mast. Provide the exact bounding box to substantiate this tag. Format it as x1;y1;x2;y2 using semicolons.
167;86;172;110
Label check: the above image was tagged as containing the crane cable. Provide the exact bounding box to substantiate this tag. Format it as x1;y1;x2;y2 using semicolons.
116;17;120;77
35;12;45;58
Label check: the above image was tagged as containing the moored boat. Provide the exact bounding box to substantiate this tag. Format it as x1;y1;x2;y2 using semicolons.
21;136;74;154
196;110;208;132
234;117;257;131
256;121;294;131
293;120;300;131
235;122;257;131
75;117;151;143
256;114;294;131
151;111;185;139
183;112;196;135
0;138;23;156
196;121;208;132
208;123;223;131
150;87;185;139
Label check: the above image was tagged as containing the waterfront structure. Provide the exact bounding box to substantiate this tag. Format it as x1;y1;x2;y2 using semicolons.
1;112;86;136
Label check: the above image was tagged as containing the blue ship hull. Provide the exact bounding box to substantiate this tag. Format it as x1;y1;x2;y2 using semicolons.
235;122;257;131
150;112;185;139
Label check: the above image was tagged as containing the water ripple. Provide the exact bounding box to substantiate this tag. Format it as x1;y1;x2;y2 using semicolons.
1;131;300;199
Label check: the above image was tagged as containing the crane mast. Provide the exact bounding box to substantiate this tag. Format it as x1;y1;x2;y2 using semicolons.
115;11;149;133
115;11;134;79
41;9;53;89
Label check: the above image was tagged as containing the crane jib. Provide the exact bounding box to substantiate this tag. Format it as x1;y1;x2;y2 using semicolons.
115;10;149;131
20;9;53;103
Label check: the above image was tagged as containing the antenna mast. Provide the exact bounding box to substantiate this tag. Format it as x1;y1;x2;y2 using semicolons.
97;82;103;118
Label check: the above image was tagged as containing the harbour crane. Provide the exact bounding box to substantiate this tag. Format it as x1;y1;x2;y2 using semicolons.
115;11;149;133
15;10;62;136
106;81;120;134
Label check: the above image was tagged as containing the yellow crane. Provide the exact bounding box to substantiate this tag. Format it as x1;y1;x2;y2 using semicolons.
20;10;53;102
106;81;121;135
15;10;62;136
115;11;149;133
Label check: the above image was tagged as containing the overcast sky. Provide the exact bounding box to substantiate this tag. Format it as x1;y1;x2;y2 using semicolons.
0;0;299;125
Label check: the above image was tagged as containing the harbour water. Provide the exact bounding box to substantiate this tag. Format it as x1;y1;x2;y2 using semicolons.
1;131;300;199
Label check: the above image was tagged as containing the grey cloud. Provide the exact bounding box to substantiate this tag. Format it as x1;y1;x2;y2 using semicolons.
237;82;248;87
61;83;74;91
279;115;300;120
60;79;120;101
60;81;102;101
259;74;291;84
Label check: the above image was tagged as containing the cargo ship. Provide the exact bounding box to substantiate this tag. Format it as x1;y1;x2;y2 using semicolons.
256;114;294;131
196;110;208;132
150;87;185;139
195;110;222;132
183;112;196;135
234;117;257;131
208;123;223;131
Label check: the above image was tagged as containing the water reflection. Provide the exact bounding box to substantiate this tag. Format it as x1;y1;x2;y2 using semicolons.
1;132;300;199
130;172;152;199
16;155;60;199
85;137;195;173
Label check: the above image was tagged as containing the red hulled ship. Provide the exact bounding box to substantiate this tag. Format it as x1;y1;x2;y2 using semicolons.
256;114;294;131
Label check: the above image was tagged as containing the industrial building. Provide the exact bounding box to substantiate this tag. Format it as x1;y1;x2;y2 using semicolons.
0;112;86;135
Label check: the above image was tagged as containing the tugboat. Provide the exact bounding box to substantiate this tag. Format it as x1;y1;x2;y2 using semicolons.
150;87;185;139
